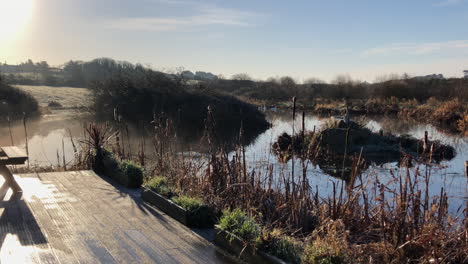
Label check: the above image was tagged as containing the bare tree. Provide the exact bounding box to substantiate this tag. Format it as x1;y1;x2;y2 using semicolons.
279;76;296;89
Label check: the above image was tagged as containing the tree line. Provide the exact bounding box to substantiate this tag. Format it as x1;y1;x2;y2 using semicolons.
2;58;467;102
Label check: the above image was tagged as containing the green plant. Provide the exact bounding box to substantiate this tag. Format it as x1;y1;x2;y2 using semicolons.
120;160;143;188
303;220;348;264
218;209;260;244
172;195;215;227
261;229;302;264
303;242;346;264
171;195;204;211
145;176;173;197
84;124;115;173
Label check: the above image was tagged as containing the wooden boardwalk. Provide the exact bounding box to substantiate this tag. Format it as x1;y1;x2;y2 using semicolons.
0;170;235;263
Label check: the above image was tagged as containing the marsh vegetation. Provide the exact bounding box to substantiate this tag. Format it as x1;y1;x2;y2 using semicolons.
1;58;467;263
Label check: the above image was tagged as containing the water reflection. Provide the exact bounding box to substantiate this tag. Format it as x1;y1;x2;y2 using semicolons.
0;108;466;214
242;110;467;215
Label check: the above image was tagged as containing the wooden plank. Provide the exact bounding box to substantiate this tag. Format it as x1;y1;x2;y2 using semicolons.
0;146;28;165
0;165;22;193
9;171;231;264
44;171;140;263
30;172;101;264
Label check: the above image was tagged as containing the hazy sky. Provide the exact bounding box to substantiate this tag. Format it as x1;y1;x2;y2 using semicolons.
1;0;468;81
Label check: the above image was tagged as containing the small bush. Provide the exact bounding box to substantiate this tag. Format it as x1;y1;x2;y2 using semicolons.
171;196;204;212
303;242;346;264
96;149;143;188
261;229;303;264
303;220;349;264
218;208;260;244
120;160;143;188
145;176;173;197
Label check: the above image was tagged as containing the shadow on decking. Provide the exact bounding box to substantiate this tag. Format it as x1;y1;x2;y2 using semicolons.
0;192;47;250
96;173;219;242
95;173;185;233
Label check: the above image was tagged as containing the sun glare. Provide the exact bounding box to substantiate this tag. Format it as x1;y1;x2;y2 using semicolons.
0;0;34;41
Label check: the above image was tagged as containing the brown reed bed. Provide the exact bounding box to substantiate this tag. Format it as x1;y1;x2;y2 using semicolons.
111;104;466;263
312;98;468;136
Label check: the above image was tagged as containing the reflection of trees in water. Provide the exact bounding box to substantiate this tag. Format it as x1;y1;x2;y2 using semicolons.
92;115;268;155
0;113;91;146
365;116;418;135
272;119;457;184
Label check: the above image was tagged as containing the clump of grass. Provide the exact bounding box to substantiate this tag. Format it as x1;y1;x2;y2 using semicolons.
171;195;204;211
145;176;173;198
303;220;349;264
261;229;303;264
218;209;260;244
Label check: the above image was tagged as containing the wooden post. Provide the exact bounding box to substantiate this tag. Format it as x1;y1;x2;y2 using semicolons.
291;97;296;194
22;113;29;169
465;161;468;177
292;97;297;121
423;131;428;153
7;116;14;145
302;111;305;138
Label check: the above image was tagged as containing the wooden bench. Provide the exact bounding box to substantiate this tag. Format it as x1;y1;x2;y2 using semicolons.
0;146;28;198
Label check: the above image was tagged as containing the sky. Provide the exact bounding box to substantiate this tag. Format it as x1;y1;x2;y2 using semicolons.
1;0;468;82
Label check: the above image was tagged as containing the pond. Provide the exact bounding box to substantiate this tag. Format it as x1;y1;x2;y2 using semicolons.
0;105;466;216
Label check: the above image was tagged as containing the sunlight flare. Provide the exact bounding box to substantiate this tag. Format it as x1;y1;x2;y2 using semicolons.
0;0;34;41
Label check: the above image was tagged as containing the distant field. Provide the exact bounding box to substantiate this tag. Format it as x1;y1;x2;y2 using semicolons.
15;85;92;108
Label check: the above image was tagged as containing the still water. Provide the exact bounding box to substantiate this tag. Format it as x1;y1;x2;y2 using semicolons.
1;108;466;215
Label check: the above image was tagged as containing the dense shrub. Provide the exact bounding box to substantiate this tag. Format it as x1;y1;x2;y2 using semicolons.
98;149;144;188
0;75;39;120
120;160;143;188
